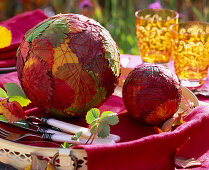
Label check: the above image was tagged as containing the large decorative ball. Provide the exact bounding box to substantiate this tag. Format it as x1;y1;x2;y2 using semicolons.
122;65;182;125
17;14;120;117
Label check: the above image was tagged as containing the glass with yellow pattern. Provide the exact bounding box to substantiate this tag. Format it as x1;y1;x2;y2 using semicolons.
135;8;178;65
170;21;209;88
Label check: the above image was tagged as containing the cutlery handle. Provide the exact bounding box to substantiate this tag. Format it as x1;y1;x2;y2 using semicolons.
42;133;80;144
42;118;91;137
37;127;67;135
42;118;120;142
42;133;115;144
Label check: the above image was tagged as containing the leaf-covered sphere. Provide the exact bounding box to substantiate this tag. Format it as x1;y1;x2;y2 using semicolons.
17;14;120;117
122;65;182;125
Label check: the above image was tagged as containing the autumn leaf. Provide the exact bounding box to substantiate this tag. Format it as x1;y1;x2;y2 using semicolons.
173;110;186;126
160;117;176;132
0;100;26;122
16;52;24;79
153;126;163;134
30;39;54;68
21;57;53;108
40;17;69;47
52;39;78;75
19;40;30;62
99;27;120;77
24;154;56;170
67;16;87;33
55;63;97;112
175;157;203;168
49;78;75;110
67;25;104;63
155;110;187;133
25;19;52;42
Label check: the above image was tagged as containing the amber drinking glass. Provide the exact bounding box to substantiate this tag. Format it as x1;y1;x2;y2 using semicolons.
135;8;178;65
170;21;209;88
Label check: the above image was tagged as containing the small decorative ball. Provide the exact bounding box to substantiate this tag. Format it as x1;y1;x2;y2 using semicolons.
17;14;120;117
122;65;182;125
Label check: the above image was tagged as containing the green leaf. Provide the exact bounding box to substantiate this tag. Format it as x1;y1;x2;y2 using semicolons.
0;115;9;122
40;17;69;47
100;111;114;119
100;28;120;77
9;96;31;107
4;83;26;98
71;131;83;140
0;88;7;98
14;119;30;128
60;142;71;148
100;111;119;125
100;115;119;125
97;123;110;138
89;122;98;134
25;19;52;42
86;108;100;124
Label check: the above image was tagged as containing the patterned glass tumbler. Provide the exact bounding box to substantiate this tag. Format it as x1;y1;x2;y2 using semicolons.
170;21;209;88
135;8;178;65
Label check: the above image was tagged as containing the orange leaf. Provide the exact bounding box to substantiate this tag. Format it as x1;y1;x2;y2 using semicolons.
173;110;187;126
55;63;97;109
0;100;26;122
160;117;176;132
153;126;163;134
52;39;78;75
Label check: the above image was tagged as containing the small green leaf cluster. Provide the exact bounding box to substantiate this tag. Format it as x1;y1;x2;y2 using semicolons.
71;131;83;141
0;83;31;107
86;108;119;139
60;142;71;149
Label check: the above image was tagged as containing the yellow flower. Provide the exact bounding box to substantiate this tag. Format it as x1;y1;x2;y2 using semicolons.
0;26;12;48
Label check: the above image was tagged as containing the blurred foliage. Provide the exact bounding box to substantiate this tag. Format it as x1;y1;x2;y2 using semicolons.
0;0;208;55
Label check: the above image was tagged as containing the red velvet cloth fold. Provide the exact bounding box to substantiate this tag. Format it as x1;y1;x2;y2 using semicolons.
0;71;209;169
76;106;209;170
0;9;48;66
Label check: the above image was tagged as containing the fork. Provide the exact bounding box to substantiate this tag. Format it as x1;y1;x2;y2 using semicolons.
0;127;115;144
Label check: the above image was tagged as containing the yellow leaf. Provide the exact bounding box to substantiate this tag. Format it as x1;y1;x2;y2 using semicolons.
173;111;186;126
0;26;12;48
46;162;56;170
24;165;31;170
52;39;78;75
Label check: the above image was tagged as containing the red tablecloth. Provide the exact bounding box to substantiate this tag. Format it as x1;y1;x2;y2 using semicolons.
0;62;209;170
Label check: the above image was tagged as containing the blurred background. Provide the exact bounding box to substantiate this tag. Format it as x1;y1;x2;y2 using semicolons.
0;0;208;55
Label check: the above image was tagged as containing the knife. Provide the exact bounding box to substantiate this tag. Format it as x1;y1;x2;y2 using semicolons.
0;120;115;144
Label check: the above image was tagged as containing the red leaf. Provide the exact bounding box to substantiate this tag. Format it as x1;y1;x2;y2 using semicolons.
50;78;75;110
16;52;24;79
67;24;104;64
21;57;53;109
19;40;30;62
67;15;88;33
0;100;26;122
30;39;54;68
55;63;97;110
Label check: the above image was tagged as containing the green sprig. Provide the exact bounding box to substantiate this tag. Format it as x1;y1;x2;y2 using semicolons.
86;108;119;139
